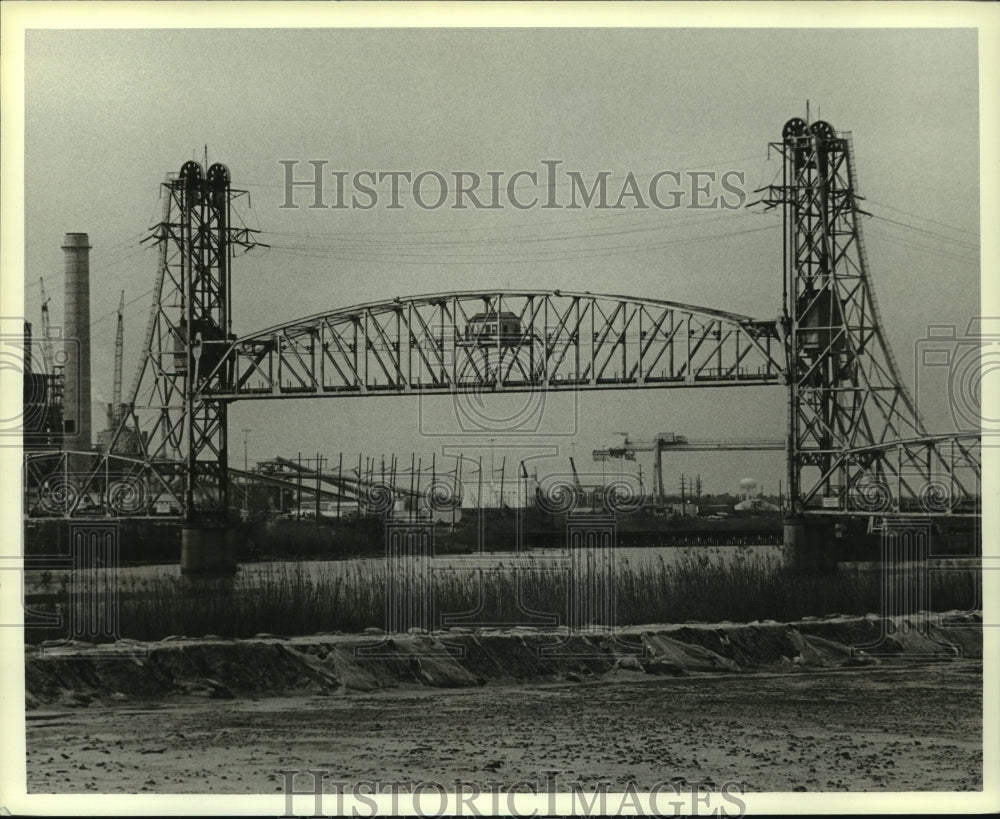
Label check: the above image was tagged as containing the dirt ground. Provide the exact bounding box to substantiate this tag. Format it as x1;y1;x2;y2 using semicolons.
26;660;982;794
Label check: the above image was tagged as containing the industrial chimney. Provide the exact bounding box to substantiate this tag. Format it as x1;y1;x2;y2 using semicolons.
62;232;92;450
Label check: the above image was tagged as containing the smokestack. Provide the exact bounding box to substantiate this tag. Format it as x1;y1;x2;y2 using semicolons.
62;232;92;450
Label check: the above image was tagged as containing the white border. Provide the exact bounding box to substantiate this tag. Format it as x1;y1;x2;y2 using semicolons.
1;2;997;815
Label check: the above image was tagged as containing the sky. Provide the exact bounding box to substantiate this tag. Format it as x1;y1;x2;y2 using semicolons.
15;21;988;498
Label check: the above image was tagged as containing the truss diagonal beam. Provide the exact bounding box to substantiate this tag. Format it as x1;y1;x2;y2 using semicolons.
199;291;784;400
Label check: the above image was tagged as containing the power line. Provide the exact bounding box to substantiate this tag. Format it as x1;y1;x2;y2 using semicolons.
263;224;779;266
256;209;758;250
256;200;758;241
867;213;978;251
865;197;979;238
865;226;978;267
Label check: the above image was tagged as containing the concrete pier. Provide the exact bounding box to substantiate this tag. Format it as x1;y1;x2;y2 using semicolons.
180;525;237;574
783;516;838;573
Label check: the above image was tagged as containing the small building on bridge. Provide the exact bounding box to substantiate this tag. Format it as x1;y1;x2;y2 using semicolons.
462;311;524;347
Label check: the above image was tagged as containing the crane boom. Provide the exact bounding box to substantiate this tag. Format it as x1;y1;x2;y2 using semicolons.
568;456;583;493
112;290;125;423
592;432;686;502
39;277;53;373
592;432;785;505
594;438;783;456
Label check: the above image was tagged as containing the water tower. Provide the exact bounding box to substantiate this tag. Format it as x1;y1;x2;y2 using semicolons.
738;477;758;502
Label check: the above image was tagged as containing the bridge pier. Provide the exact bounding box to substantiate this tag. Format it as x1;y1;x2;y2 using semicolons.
782;517;838;574
180;524;237;575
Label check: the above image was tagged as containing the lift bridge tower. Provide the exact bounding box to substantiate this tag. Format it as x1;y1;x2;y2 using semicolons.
760;118;971;523
110;159;257;569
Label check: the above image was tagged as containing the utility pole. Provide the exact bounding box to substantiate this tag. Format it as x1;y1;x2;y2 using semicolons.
477;456;483;509
315;452;324;523
357;452;364;515
241;428;251;515
337;452;343;519
653;437;663;503
454;457;462;526
409;453;416;521
489;438;496;508
499;456;506;511
416;456;423;521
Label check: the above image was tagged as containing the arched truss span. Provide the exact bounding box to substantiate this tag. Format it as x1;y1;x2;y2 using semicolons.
810;434;981;516
199;290;784;400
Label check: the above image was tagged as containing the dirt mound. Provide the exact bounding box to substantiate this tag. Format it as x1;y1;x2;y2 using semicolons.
24;612;981;709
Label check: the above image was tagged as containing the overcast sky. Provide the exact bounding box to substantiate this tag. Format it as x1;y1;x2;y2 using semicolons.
17;23;986;497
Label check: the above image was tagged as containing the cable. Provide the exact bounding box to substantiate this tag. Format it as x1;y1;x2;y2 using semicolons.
263;220;772;260
256;198;756;242
865;226;978;267
263;224;779;266
867;213;978;252
88;288;155;330
256;209;756;250
865;197;979;238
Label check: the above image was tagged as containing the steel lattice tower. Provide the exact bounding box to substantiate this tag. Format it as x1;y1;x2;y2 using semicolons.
97;135;975;528
112;160;256;522
762;117;976;514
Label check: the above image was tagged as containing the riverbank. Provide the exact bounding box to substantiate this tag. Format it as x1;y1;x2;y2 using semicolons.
26;611;981;707
24;613;984;794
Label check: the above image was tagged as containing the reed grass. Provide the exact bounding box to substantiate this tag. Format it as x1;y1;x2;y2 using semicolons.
25;550;979;643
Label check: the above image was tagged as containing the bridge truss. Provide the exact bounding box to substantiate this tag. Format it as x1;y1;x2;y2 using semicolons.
23;118;983;522
200;291;783;399
106;160;257;521
22;450;370;519
759;118;980;516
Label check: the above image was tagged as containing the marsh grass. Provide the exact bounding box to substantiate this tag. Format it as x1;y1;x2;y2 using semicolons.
25;550;979;643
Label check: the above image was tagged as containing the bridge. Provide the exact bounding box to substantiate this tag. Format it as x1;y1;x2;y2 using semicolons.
24;118;982;547
201;291;782;399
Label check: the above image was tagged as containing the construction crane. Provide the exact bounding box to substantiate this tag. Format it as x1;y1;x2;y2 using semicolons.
108;291;125;432
592;433;684;503
593;433;785;504
38;277;53;373
564;455;591;509
568;456;584;495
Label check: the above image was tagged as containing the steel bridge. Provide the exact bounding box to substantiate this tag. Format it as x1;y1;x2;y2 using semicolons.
200;291;783;399
24;118;982;524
